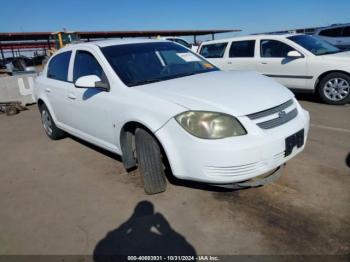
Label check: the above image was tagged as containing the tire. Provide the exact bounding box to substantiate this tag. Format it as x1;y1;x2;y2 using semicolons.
135;128;167;194
318;72;350;105
40;104;65;140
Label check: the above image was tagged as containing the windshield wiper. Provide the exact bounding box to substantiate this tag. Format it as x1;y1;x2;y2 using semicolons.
318;50;344;55
128;72;200;87
128;78;163;87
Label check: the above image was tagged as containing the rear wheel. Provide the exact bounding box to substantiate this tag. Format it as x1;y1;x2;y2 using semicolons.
40;104;65;140
318;73;350;105
135;128;167;194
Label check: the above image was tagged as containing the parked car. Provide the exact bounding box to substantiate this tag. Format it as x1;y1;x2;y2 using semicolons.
160;37;198;51
314;24;350;50
34;39;309;194
198;34;350;105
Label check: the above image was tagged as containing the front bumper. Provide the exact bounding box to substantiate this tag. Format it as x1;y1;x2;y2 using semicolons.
155;103;310;184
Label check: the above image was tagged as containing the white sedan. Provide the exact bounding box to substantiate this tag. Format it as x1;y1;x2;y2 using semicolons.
198;34;350;105
34;39;309;194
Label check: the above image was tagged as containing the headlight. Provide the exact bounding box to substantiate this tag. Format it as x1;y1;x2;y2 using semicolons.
175;111;246;139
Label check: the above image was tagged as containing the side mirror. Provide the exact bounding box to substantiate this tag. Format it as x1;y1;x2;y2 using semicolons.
287;50;303;58
75;75;109;91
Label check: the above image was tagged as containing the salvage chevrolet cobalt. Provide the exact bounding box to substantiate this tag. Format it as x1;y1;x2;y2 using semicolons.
34;39;309;194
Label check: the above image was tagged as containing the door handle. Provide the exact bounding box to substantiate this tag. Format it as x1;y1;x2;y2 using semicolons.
227;61;232;64
261;62;268;65
45;88;51;93
67;93;77;100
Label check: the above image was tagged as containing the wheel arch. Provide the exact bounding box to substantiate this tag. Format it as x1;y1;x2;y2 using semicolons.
36;97;60;124
119;121;171;172
37;98;44;109
314;70;350;90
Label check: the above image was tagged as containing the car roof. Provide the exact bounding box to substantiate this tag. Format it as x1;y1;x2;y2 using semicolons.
200;33;304;45
59;38;170;51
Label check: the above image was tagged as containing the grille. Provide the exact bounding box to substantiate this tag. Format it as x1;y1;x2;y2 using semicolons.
205;161;267;177
247;99;297;129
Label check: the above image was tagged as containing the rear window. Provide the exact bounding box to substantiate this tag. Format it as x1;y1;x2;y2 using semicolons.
199;43;228;58
319;27;343;37
343;26;350;37
47;51;71;81
229;40;255;58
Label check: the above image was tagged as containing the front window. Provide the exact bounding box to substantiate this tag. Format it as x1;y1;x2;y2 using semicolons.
73;50;104;82
101;42;218;87
260;40;295;58
288;35;341;55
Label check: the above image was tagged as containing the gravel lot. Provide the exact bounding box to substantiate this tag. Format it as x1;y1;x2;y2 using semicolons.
0;96;349;256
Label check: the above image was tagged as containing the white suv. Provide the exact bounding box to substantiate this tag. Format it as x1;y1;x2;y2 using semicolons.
34;39;309;194
198;34;350;105
314;24;350;50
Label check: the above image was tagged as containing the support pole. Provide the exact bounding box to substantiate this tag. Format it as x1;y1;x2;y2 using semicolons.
194;35;197;45
0;42;4;60
212;33;215;40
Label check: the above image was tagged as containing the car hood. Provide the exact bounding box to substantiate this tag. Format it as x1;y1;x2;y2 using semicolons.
322;51;350;61
135;71;294;116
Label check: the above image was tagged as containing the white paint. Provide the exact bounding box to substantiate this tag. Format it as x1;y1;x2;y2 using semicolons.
34;39;310;185
198;34;350;103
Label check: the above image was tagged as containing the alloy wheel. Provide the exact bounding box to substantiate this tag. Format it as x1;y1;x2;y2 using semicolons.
323;77;350;102
41;110;53;136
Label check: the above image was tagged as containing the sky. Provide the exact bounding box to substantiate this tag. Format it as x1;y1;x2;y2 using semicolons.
1;0;349;41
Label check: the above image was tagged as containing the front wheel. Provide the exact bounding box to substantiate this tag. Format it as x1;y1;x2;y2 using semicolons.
318;73;350;105
135;128;167;194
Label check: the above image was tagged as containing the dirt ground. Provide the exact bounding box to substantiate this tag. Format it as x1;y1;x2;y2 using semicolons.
0;96;349;256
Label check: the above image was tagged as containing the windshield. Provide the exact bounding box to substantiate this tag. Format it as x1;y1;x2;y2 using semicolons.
288;35;342;56
101;42;218;87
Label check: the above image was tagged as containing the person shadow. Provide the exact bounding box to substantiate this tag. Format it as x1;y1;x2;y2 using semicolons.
93;201;196;261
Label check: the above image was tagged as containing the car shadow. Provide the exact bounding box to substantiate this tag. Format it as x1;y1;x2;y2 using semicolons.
68;134;122;162
293;91;350;105
293;91;321;104
93;201;197;261
67;134;245;193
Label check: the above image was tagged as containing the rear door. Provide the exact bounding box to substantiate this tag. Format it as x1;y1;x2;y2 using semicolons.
45;51;72;124
198;42;228;69
257;39;307;89
224;40;257;70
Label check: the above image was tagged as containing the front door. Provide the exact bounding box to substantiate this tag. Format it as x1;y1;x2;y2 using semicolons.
65;49;116;150
257;39;308;90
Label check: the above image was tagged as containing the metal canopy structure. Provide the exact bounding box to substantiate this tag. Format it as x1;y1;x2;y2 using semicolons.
0;29;240;59
0;29;239;42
